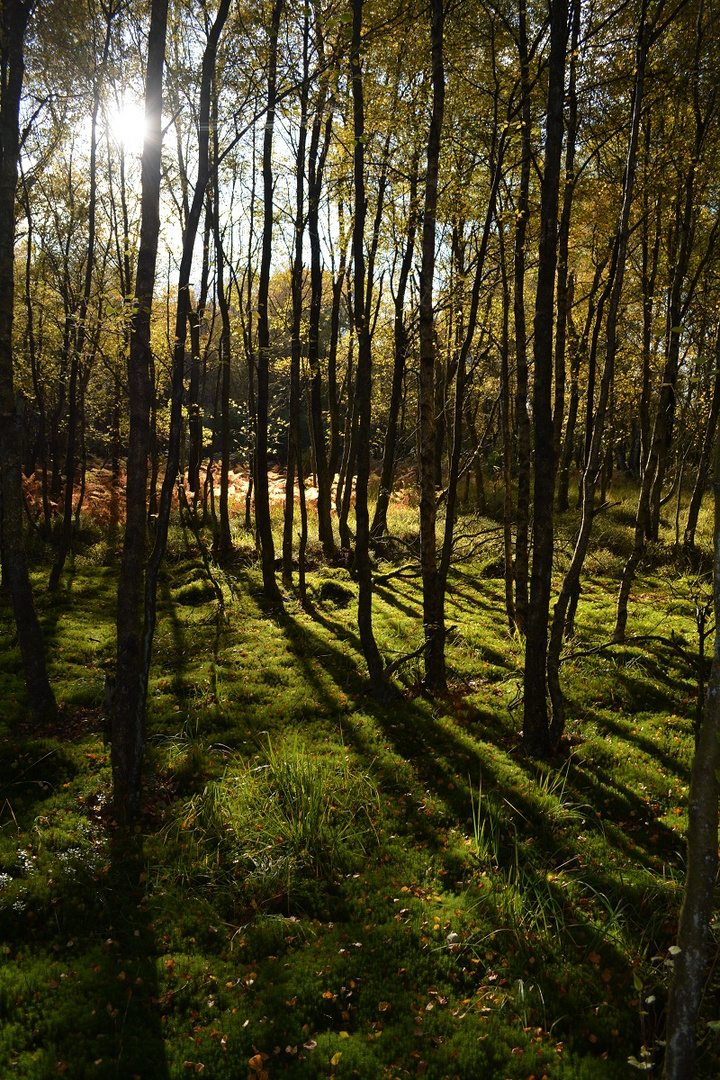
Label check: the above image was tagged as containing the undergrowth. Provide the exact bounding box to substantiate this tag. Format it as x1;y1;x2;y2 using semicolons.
0;479;718;1079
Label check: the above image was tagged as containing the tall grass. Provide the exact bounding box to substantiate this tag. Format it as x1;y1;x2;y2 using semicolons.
166;738;379;913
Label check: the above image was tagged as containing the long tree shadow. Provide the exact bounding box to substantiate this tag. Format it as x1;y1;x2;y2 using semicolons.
0;760;170;1078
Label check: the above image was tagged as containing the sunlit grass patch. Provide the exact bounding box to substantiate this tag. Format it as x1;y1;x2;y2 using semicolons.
163;738;379;917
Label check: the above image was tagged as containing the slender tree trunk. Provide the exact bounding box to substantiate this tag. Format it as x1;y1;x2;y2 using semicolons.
350;0;385;690
616;2;709;637
112;0;168;822
556;252;610;511
50;9;115;591
20;177;52;538
662;429;720;1079
418;0;446;691
552;0;580;466
522;0;568;756
547;2;649;745
438;121;507;610
212;129;233;559
513;0;532;634
283;7;309;588
187;203;212;502
498;216;516;629
255;0;284;600
371;154;419;542
327;241;347;481
0;0;56;722
337;321;356;551
142;0;232;622
639;130;661;481
307;85;335;557
685;330;720;548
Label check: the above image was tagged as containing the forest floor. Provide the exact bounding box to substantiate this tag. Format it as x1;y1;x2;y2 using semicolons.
1;473;718;1079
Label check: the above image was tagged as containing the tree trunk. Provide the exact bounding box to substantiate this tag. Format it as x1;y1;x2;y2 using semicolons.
522;0;568;756
616;2;711;636
547;1;649;746
418;0;446;692
513;0;532;635
350;0;385;690
211;121;233;560
283;7;310;589
187;203;212;503
371;154;419;542
49;8;115;591
307;83;335;558
498;215;516;629
662;429;720;1079
112;0;168;822
0;0;56;722
685;330;720;548
255;0;284;601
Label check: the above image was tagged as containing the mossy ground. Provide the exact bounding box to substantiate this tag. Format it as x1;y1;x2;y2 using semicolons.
1;477;718;1079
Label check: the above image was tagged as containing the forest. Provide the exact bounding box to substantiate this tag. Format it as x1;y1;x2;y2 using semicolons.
1;0;720;1076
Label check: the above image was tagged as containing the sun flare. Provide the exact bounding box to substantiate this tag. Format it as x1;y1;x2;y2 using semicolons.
106;100;147;154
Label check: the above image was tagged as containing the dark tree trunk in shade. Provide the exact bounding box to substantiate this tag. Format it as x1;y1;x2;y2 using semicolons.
255;0;284;601
350;0;386;690
114;0;230;821
551;0;580;467
327;241;347;482
513;0;532;635
112;0;168;822
546;1;649;747
187;204;211;503
49;8;115;591
283;8;309;589
663;430;720;1080
418;0;446;692
685;331;720;548
307;88;335;558
211;130;233;559
497;218;516;630
616;2;712;639
522;0;568;756
0;0;56;722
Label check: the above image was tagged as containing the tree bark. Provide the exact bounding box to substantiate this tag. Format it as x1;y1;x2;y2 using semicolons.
547;0;649;746
513;0;532;635
112;0;168;822
283;5;310;589
307;83;335;557
350;0;386;690
418;0;446;692
255;0;284;601
0;0;56;723
685;329;720;548
371;153;419;542
662;426;720;1080
522;0;568;756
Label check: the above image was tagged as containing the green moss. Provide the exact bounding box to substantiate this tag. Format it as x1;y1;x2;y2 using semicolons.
0;492;717;1077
